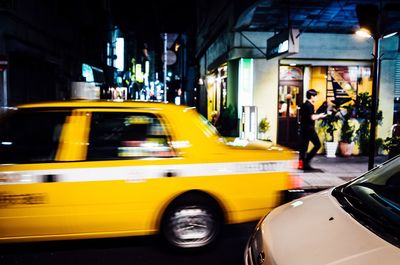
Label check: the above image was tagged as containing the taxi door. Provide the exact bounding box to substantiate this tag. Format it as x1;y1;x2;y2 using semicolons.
0;108;180;240
48;108;181;236
0;108;77;240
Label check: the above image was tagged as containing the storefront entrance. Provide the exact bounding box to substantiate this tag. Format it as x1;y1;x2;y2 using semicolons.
206;64;227;123
277;66;303;149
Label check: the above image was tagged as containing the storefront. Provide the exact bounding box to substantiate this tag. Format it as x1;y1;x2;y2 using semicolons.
251;32;396;150
277;63;373;149
206;64;227;123
199;29;398;149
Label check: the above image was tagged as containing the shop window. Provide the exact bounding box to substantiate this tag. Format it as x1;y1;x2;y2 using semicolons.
87;112;175;160
309;66;328;109
0;110;69;164
278;85;300;118
219;65;228;110
278;66;303;117
327;66;372;107
207;64;228;122
279;66;303;81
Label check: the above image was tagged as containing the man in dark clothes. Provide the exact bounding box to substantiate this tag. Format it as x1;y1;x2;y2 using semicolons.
299;89;327;170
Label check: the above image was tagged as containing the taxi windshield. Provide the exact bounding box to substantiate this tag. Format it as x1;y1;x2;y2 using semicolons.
333;156;400;246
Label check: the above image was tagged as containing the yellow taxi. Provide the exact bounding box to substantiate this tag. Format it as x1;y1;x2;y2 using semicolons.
0;101;296;249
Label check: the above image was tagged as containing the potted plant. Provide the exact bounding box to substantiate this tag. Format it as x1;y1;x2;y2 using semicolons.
338;106;355;156
258;116;270;141
320;109;339;158
383;136;400;159
376;137;384;155
215;105;238;137
353;92;383;155
339;118;355;156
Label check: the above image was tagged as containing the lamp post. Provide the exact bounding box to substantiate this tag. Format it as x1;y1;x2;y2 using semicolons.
368;34;381;170
356;2;399;169
356;3;382;170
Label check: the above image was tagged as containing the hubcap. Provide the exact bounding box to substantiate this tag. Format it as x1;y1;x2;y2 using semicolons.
167;206;216;248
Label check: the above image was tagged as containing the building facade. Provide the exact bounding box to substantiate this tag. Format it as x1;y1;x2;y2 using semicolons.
196;1;400;153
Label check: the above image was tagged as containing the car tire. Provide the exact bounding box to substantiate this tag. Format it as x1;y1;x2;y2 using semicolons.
161;196;222;249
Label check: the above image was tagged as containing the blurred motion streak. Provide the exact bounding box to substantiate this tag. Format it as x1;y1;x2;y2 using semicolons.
0;100;297;249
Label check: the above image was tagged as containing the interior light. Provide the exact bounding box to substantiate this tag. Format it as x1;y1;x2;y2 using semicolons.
383;32;398;39
174;43;180;52
207;76;215;84
356;28;372;38
290;63;296;66
115;38;125;71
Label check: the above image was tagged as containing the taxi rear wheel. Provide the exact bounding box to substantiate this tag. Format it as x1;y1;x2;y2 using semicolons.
161;196;222;249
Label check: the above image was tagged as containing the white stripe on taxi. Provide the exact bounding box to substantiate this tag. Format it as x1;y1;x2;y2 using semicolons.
0;160;295;184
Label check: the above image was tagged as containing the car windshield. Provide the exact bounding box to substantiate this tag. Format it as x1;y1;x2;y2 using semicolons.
333;157;400;247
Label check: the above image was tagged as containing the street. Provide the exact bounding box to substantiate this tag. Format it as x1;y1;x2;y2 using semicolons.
0;222;256;265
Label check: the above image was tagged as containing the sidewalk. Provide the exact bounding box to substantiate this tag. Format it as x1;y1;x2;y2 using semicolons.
294;155;389;189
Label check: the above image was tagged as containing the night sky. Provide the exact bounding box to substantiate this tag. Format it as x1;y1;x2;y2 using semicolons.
109;0;197;35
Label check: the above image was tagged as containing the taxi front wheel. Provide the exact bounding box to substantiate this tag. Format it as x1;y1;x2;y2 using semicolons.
161;197;222;249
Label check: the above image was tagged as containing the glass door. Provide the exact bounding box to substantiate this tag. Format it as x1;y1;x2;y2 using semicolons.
277;65;304;149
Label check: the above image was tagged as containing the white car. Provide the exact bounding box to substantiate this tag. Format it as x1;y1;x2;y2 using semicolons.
245;157;400;265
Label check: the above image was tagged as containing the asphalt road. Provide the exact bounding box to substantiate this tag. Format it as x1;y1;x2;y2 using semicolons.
0;222;257;265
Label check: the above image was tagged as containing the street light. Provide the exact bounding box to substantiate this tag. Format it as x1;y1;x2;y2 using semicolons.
355;28;372;38
383;32;398;39
357;28;398;39
356;4;380;170
355;2;399;170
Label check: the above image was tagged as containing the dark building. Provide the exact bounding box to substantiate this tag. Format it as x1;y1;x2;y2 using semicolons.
0;0;108;107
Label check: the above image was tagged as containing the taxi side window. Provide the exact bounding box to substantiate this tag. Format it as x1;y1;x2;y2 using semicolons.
0;110;69;164
86;112;175;160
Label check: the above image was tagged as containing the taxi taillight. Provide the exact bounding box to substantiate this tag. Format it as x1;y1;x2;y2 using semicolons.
288;174;303;189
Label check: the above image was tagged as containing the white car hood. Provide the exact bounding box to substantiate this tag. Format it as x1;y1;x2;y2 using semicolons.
261;189;400;265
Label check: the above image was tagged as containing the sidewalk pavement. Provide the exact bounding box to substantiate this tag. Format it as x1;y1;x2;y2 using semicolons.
294;155;389;189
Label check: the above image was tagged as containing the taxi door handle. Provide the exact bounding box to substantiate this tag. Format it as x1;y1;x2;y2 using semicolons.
43;174;57;183
164;171;176;178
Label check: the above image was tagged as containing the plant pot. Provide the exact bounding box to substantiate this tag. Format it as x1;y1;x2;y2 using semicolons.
325;141;338;158
339;142;354;157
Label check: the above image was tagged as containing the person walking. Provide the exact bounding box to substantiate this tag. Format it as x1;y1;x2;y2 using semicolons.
298;89;327;171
